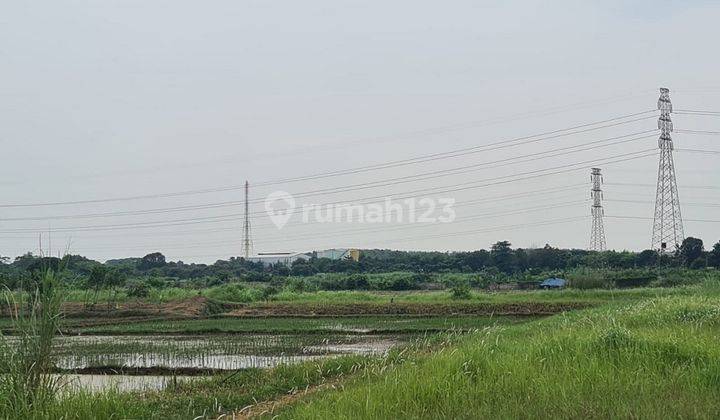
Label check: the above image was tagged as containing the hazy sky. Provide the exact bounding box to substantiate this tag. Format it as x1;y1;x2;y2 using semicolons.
1;0;719;263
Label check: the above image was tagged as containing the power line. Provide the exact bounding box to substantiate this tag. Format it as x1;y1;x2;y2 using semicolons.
0;149;657;232
0;92;657;191
675;129;720;135
606;182;720;190
0;132;655;221
71;201;590;253
676;148;720;155
30;184;587;240
606;199;720;208
246;132;655;206
675;109;720;116
607;215;720;223
0;111;656;209
241;148;656;219
253;112;656;187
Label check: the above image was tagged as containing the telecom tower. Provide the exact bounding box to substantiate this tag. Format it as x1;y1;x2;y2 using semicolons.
589;168;606;251
242;180;253;259
651;88;684;253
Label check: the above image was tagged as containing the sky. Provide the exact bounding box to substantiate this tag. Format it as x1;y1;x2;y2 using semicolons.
1;0;719;263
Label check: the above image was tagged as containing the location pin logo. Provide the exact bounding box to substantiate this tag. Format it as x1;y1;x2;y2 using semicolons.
265;191;296;229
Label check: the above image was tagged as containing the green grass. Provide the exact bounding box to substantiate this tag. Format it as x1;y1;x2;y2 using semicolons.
64;287;198;304
71;315;528;335
0;270;63;418
48;282;713;306
7;355;377;419
274;288;720;419
257;285;705;305
3;281;720;418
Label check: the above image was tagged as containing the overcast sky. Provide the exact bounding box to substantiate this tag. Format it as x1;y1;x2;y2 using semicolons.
1;0;719;263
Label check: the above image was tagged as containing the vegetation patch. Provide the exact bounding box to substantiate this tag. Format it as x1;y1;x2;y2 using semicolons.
228;301;588;317
270;294;720;419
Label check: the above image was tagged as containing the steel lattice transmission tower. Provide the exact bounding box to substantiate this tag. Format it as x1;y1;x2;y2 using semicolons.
651;88;684;253
589;168;606;251
242;180;253;259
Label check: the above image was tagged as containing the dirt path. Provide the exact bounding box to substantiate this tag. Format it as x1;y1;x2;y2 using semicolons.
229;379;343;419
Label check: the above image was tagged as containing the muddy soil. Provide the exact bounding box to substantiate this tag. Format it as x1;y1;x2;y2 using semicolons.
226;301;588;317
59;296;235;318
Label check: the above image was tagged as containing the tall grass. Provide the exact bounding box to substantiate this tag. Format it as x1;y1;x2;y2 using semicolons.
276;293;720;419
0;269;63;417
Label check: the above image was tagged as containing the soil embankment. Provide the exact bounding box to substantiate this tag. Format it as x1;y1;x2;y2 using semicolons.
226;301;588;317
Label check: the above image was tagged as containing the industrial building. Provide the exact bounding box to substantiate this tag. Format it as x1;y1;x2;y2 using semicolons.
311;248;360;261
247;252;310;266
247;248;360;266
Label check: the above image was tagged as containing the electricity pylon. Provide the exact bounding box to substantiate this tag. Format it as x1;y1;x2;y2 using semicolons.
651;88;684;253
242;180;253;259
589;168;606;251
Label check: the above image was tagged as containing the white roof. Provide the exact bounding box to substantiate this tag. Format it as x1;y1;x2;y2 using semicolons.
249;252;308;259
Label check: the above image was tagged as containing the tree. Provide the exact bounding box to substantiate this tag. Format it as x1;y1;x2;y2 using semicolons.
138;252;167;271
87;265;108;306
636;249;658;267
126;279;149;298
679;237;704;267
0;256;9;265
290;259;316;276
27;257;61;273
104;268;125;309
710;241;720;268
491;241;516;274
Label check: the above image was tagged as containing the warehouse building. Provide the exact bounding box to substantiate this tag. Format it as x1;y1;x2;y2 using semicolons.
247;248;359;266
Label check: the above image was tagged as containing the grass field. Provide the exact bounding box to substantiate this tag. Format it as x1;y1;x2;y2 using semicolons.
2;282;720;418
273;282;720;419
53;283;708;305
71;315;529;335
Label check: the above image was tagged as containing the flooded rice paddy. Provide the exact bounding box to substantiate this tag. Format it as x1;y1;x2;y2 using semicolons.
49;333;405;393
55;374;200;393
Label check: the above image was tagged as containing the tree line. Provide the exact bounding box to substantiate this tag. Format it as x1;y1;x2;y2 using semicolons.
1;237;718;289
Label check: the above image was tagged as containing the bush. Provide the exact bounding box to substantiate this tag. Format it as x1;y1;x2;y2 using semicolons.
610;270;657;288
205;283;264;303
261;286;279;301
389;276;412;290
346;274;370;290
567;270;611;289
450;280;472;300
126;280;149;298
286;278;309;293
651;269;706;288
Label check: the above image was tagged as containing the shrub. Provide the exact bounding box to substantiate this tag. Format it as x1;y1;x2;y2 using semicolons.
567;270;611;289
286;278;309;293
346;274;370;290
126;280;149;298
389;276;412;290
450;280;472;300
205;283;264;303
261;286;279;301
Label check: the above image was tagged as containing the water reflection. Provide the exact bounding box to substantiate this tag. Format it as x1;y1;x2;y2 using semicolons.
56;374;198;393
